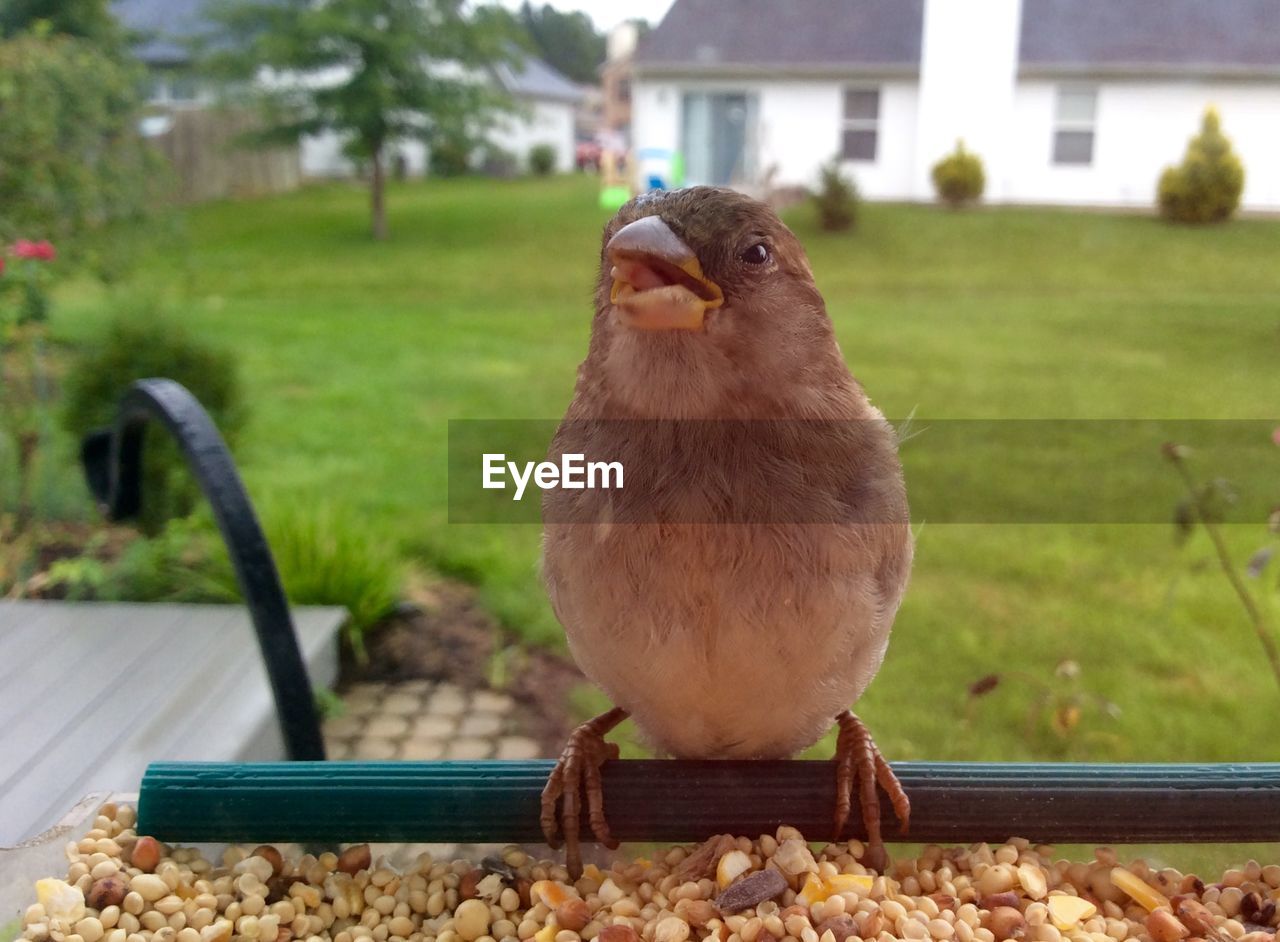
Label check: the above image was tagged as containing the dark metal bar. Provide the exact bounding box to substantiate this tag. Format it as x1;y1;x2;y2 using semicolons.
139;761;1280;845
82;379;325;761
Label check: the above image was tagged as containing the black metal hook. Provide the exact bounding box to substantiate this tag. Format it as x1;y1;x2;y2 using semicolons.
82;378;326;761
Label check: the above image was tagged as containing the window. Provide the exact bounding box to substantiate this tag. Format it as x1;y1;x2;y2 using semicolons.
841;88;879;161
1053;87;1097;165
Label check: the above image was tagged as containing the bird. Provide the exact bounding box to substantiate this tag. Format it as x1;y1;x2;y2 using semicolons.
540;186;912;879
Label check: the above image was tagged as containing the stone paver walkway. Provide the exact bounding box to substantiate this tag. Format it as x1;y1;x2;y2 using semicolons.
323;680;543;761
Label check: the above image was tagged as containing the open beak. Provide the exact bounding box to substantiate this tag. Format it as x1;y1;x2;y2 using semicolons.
607;216;724;331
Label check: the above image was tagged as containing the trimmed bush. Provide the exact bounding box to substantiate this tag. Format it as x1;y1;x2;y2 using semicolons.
61;301;245;535
528;143;557;176
1157;108;1245;224
428;127;474;177
813;158;859;231
931;140;985;207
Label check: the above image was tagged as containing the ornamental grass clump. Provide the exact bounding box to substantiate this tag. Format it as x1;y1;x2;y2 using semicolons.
931;140;985;208
1157;108;1245;224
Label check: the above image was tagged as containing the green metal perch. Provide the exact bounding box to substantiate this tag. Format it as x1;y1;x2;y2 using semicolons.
139;761;1280;845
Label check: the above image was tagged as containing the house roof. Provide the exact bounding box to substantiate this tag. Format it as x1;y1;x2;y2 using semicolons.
634;0;923;75
1020;0;1280;77
112;0;208;67
493;53;585;103
634;0;1280;78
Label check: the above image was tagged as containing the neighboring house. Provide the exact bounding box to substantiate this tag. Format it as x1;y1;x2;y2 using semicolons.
484;54;585;173
601;22;639;147
112;0;583;179
114;0;215;108
632;0;1280;210
302;53;584;178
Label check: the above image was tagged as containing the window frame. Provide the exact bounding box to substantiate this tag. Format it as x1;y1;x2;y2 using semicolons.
1052;85;1098;166
841;86;881;163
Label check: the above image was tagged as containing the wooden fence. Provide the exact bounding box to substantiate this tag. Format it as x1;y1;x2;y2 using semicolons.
150;107;301;204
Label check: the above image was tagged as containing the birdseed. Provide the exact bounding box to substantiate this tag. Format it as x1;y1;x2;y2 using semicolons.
17;806;1280;942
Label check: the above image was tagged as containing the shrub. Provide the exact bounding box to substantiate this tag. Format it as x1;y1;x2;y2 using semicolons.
61;300;246;535
428;132;474;177
260;501;402;661
0;32;158;258
931;140;985;207
1157;108;1245;224
528;143;557;176
812;158;859;231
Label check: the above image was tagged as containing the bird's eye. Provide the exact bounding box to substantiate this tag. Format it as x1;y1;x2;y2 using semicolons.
739;242;770;265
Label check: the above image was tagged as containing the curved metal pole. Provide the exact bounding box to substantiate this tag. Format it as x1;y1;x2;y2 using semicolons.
82;378;325;761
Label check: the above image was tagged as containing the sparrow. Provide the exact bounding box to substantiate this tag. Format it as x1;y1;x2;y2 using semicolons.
540;187;912;877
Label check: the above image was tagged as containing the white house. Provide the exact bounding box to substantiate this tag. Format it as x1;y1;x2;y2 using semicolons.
631;0;1280;210
300;55;584;178
112;0;583;180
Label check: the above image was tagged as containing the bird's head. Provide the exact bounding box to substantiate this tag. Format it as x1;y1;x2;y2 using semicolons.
585;187;848;419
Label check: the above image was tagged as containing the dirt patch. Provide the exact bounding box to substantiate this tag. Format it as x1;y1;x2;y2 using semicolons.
341;578;585;757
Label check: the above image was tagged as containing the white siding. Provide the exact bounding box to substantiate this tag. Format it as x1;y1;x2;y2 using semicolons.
1009;79;1280;211
299;100;576;179
488;99;578;173
631;77;918;198
301;131;355;178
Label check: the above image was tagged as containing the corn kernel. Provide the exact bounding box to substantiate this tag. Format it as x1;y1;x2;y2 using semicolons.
826;876;874;896
717;852;754;890
531;883;571;910
1109;870;1169;913
797;876;827;907
1048;897;1097;931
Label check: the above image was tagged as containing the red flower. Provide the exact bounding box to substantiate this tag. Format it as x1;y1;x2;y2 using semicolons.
13;239;55;261
0;256;5;277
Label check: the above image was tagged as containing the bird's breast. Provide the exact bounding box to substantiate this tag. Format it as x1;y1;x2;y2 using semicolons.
542;520;904;759
541;410;911;759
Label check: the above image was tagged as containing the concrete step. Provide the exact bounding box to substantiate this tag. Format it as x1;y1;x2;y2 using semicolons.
0;601;346;846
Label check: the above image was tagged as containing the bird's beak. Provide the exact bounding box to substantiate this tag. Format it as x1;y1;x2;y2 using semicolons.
607;216;724;331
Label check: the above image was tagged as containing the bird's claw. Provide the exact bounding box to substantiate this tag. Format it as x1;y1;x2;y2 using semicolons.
833;709;910;874
541;707;627;879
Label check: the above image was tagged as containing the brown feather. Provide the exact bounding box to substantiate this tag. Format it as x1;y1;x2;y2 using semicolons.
542;187;911;759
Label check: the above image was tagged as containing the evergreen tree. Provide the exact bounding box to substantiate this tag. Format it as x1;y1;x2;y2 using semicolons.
1157;108;1246;224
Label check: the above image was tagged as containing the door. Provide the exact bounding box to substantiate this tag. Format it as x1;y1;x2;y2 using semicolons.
681;91;759;187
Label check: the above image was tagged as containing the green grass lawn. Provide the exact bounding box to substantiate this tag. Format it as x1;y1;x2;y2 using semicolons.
51;176;1280;789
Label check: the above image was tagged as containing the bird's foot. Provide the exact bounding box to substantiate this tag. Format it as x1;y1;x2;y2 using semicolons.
541;706;628;880
833;709;910;874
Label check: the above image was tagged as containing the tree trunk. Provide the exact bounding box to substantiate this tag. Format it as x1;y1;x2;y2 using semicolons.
370;143;387;241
